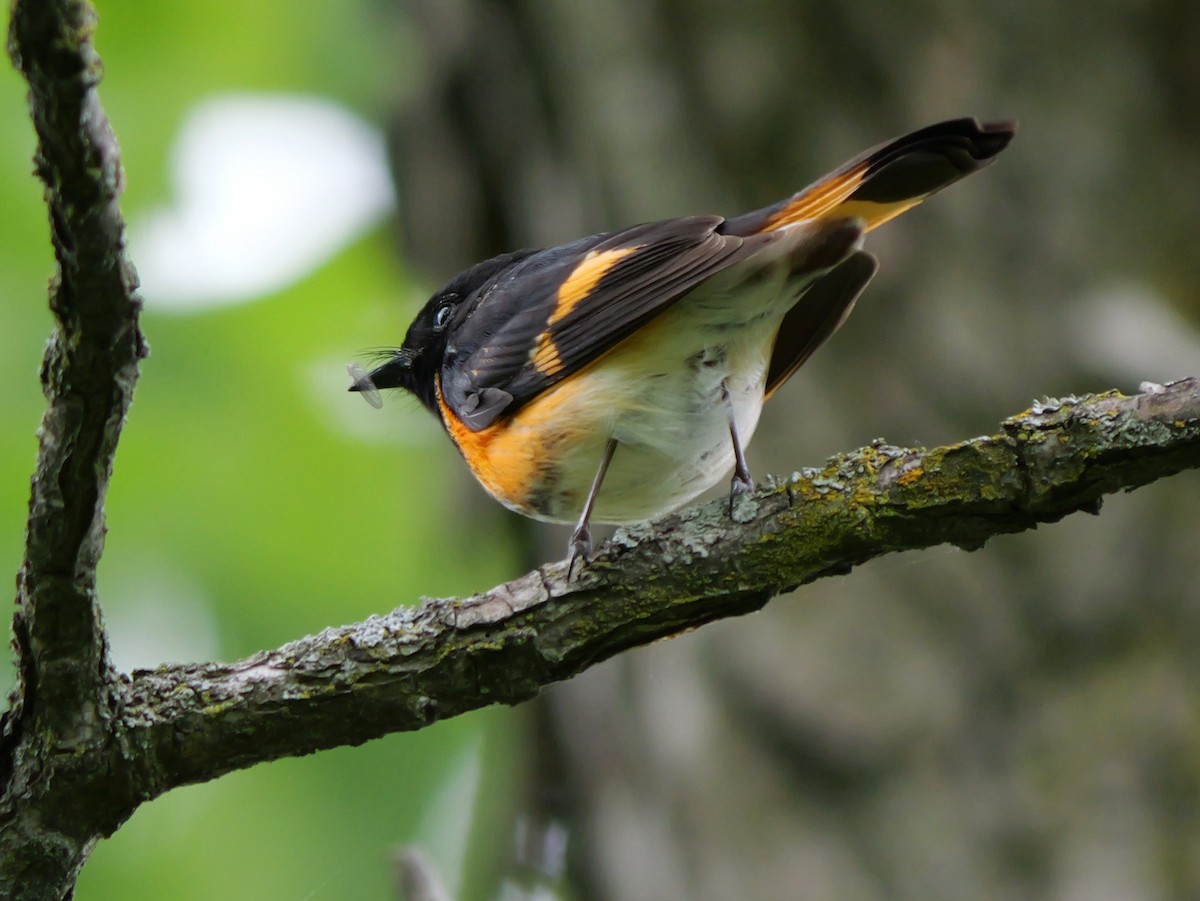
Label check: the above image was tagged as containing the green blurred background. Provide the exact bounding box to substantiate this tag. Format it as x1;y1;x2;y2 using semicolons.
2;2;524;898
4;1;1200;900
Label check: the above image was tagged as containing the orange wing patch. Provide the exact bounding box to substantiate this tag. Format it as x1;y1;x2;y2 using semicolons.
550;246;640;323
530;331;564;376
530;245;641;377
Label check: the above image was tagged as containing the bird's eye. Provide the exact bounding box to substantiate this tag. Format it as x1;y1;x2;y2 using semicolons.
432;302;455;332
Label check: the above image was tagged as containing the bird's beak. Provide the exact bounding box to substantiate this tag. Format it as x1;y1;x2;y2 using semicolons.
350;350;414;393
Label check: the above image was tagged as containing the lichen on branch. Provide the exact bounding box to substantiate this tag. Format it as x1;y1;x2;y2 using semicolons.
123;379;1200;796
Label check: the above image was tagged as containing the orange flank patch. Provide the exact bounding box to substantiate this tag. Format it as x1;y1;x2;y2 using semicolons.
436;372;597;516
551;246;640;323
435;378;522;509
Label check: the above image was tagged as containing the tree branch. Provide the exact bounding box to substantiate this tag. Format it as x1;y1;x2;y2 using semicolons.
3;0;145;896
123;379;1200;797
6;0;144;703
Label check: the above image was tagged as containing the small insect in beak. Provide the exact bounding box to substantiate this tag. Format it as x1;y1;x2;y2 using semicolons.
347;363;383;409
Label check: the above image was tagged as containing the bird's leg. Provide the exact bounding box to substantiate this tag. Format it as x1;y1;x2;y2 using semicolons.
723;383;754;513
568;437;618;578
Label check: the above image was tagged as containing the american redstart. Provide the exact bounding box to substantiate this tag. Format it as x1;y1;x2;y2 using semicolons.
352;117;1016;568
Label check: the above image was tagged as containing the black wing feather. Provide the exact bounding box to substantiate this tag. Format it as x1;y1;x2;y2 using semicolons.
764;251;878;398
443;216;767;429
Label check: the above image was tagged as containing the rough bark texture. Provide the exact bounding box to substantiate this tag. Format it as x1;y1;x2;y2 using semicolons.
3;0;147;898
118;380;1200;796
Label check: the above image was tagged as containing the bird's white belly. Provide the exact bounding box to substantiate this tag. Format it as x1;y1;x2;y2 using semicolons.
531;295;781;525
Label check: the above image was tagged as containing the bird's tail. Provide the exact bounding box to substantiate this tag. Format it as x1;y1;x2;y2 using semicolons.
721;117;1016;237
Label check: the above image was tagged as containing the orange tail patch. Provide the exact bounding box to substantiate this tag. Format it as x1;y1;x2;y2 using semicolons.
722;117;1016;237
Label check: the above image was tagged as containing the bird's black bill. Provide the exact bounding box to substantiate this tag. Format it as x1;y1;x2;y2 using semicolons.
358;352;414;390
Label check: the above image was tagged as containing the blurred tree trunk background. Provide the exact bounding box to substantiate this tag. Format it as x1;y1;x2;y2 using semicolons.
388;2;1200;898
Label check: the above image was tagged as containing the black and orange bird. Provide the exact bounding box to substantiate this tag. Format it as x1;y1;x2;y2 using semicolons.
352;118;1016;567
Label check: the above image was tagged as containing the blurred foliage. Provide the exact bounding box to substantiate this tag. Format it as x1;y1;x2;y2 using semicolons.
2;1;525;898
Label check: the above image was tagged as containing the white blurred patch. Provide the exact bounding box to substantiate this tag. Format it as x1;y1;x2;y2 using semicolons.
414;739;483;901
306;355;441;446
105;567;221;671
132;94;396;311
1074;284;1200;383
